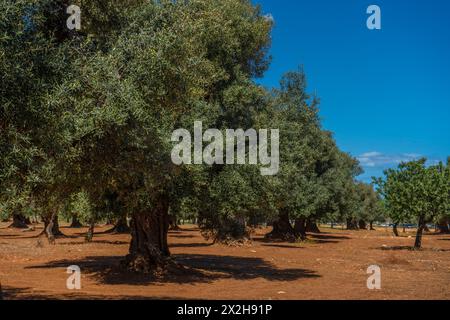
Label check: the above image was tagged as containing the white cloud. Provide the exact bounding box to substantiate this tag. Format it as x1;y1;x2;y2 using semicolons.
360;152;383;158
357;151;425;169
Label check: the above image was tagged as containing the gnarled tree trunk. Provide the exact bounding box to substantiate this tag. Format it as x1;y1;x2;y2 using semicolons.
123;196;170;273
168;214;181;231
9;213;29;229
358;220;367;230
437;218;450;234
294;218;307;241
70;215;83;228
266;210;296;241
346;218;359;230
305;218;321;233
40;212;63;243
106;216;130;234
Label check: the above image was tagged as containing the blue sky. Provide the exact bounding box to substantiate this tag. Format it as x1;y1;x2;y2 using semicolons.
254;0;450;182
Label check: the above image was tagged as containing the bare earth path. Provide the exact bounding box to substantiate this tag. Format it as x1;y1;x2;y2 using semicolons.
0;222;449;300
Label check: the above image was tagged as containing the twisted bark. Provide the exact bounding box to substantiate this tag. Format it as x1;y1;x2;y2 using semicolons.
123;195;170;273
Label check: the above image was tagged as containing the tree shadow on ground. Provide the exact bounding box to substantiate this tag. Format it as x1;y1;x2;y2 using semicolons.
170;242;214;248
308;233;351;240
169;234;197;239
58;240;129;246
376;245;450;252
1;285;183;300
261;244;304;249
174;254;319;281
307;233;351;244
254;232;350;245
0;234;24;239
24;253;320;286
379;246;416;251
426;232;450;237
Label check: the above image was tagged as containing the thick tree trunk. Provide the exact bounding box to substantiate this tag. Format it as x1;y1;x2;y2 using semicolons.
346;218;358;230
265;210;296;241
369;221;375;231
437;219;450;234
9;213;29;229
168;214;181;231
414;216;426;249
393;223;399;237
123;196;170;273
41;211;63;244
294;218;307;241
358;220;367;230
70;215;83;228
305;218;321;233
106;216;130;234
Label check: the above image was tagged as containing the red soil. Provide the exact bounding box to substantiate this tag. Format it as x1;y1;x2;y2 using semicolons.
1;222;449;300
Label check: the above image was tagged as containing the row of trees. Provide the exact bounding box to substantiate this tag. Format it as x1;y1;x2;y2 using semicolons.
1;0;448;272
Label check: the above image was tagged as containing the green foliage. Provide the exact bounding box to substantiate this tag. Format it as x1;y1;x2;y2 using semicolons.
61;191;93;224
354;182;385;224
1;0;390;250
374;159;449;224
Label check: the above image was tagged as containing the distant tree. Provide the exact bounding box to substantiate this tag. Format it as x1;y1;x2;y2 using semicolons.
354;182;385;230
374;159;449;248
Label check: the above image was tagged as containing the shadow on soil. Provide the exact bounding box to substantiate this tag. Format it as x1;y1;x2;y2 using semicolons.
377;245;450;252
24;253;320;286
255;232;351;246
1;285;183;300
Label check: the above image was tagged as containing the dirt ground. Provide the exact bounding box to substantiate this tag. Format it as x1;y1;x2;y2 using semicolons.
0;222;449;300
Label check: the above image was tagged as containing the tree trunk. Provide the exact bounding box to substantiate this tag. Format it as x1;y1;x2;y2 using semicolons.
423;224;430;232
70;215;83;228
85;221;95;242
9;213;29;229
168;214;181;231
294;218;307;240
346;218;358;230
369;221;375;231
40;213;63;243
265;210;296;241
305;218;321;233
123;196;170;273
414;216;426;249
106;216;130;234
393;223;399;237
358;220;367;230
437;219;450;234
42;211;62;244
